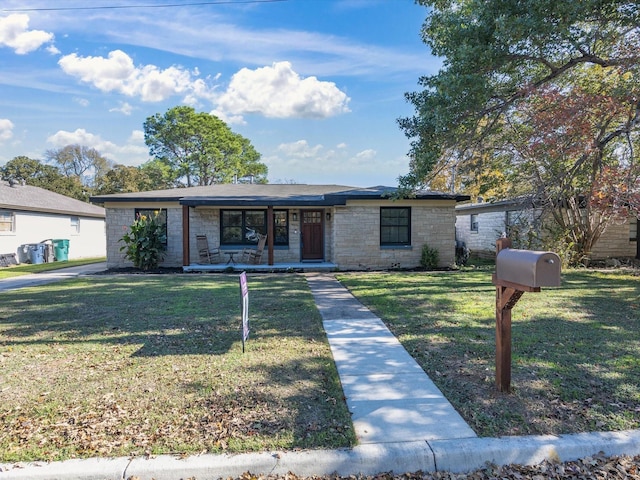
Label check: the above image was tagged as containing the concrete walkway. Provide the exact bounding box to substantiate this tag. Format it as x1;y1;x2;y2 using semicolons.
1;270;640;479
306;273;476;444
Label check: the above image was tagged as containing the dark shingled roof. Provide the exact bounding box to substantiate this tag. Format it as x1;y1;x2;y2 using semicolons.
90;184;469;206
0;181;106;218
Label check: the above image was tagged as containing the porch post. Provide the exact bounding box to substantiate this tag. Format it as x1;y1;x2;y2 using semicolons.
267;205;274;265
182;205;190;266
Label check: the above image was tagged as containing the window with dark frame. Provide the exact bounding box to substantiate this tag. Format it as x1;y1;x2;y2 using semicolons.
470;214;479;232
221;209;289;246
134;209;167;245
0;210;15;232
630;217;638;241
380;207;411;246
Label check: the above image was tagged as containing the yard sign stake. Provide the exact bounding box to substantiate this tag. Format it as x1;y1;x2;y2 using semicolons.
239;271;249;353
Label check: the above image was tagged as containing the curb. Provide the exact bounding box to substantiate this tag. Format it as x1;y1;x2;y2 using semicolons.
2;430;640;480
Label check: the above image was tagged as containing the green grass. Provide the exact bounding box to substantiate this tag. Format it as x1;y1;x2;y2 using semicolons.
0;257;105;279
337;268;640;437
0;274;355;462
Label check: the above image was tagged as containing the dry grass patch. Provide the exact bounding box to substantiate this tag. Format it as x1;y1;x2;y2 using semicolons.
0;274;354;462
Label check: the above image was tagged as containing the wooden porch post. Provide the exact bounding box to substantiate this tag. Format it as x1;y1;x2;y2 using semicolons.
182;205;190;266
267;205;274;265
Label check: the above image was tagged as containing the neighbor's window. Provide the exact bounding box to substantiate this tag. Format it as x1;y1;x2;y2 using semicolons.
0;210;15;233
630;217;638;241
221;210;289;245
134;209;167;245
380;207;411;246
70;216;80;234
470;214;479;232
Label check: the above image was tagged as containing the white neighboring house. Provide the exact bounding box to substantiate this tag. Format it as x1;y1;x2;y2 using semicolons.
0;180;106;263
455;198;638;260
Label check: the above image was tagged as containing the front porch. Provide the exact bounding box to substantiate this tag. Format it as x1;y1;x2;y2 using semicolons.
183;261;338;273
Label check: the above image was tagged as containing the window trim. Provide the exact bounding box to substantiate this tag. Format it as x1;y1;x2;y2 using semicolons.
470;214;479;233
380;206;411;247
0;209;15;234
70;216;80;235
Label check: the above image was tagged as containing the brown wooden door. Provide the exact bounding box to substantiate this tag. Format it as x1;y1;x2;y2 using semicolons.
301;210;324;260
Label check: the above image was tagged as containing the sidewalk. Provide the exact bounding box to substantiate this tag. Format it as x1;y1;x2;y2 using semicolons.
1;271;640;479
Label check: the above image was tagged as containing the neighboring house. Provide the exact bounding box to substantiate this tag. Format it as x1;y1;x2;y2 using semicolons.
0;180;106;263
90;184;470;270
455;198;638;260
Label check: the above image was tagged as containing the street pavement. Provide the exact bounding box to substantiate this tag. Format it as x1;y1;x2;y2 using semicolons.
1;268;639;479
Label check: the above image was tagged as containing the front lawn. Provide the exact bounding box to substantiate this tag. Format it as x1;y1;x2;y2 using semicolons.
338;268;640;437
0;274;355;462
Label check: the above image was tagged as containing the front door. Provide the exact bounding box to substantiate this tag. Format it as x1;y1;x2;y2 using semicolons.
301;210;324;260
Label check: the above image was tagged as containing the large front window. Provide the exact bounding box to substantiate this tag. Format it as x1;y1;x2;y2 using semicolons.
221;210;289;245
380;207;411;246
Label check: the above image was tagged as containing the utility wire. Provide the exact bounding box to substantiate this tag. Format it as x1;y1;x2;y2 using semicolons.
2;0;287;12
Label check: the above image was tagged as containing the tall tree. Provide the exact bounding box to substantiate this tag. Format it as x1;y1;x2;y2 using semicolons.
400;0;640;262
1;156;88;201
45;144;114;188
143;106;268;187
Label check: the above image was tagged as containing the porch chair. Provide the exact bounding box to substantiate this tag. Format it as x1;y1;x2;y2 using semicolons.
196;234;221;264
241;233;267;264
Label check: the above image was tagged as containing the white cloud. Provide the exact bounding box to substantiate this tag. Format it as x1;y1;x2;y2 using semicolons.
216;61;350;120
277;140;324;158
109;102;134;115
73;97;90;107
210;109;246;126
0;118;14;142
265;139;406;186
0;14;55;54
46;128;148;166
58;49;216;103
355;149;376;161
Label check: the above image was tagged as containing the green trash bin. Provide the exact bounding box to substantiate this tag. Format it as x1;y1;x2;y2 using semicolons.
52;239;69;261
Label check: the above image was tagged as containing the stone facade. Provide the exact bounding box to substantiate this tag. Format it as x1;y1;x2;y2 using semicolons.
332;200;457;270
105;199;459;270
105;204;181;269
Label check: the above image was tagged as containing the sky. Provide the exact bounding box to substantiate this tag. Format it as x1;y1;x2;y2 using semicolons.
0;0;440;188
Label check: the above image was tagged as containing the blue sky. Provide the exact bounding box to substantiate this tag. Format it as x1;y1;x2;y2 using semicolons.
0;0;440;187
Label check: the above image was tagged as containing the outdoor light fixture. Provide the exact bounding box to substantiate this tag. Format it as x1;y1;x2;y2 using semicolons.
326;212;331;221
292;212;298;221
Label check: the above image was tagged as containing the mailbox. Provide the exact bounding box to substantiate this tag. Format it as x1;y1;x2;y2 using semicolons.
495;248;561;288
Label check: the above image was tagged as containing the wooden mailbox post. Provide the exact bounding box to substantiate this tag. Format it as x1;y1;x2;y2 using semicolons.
492;238;561;392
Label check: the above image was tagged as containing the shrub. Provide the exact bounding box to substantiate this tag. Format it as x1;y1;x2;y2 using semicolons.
119;211;167;270
420;244;439;270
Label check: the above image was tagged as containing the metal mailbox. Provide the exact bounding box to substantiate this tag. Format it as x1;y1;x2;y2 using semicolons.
495;248;561;288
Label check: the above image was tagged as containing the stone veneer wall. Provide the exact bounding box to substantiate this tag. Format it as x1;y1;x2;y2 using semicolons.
331;200;457;270
590;221;636;259
105;205;183;269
